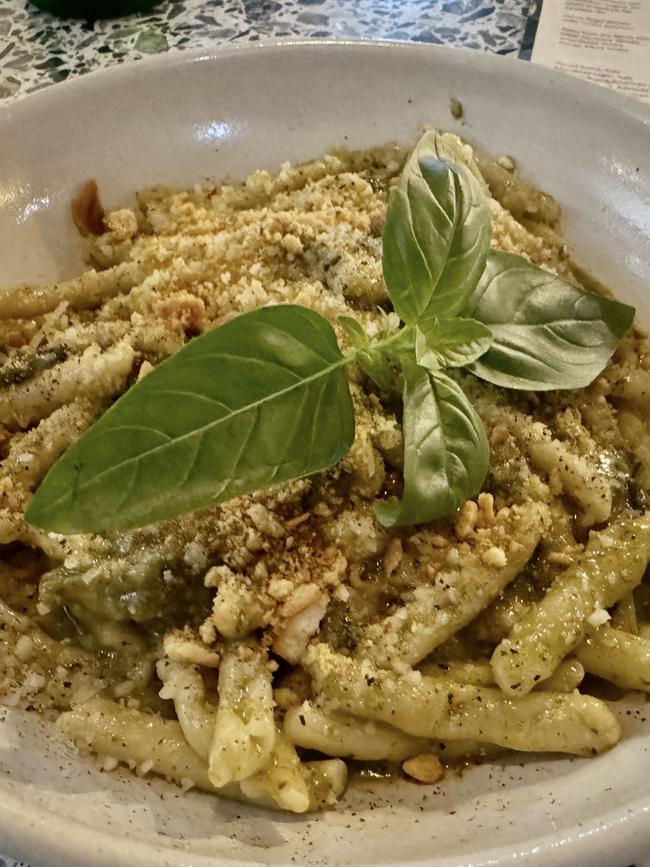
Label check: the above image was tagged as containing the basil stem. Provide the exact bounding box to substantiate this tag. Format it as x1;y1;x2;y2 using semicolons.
338;316;399;392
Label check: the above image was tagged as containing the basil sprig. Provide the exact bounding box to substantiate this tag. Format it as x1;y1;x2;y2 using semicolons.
26;131;635;534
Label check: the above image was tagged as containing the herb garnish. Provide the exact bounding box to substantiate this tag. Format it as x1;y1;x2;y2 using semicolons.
26;131;635;534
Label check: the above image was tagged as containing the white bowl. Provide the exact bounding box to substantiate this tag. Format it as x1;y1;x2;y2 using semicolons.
0;40;649;867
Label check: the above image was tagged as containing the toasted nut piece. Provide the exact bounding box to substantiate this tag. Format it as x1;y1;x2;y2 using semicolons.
383;537;403;577
482;546;507;568
402;754;444;784
455;500;478;539
273;687;302;710
163;629;220;668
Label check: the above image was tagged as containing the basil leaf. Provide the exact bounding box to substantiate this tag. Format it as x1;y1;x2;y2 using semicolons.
415;317;493;371
337;316;367;345
338;316;396;391
465;251;636;391
26;305;355;534
374;360;489;528
382;131;491;323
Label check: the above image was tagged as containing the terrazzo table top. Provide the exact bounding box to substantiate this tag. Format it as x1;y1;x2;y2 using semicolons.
0;0;532;102
0;1;530;865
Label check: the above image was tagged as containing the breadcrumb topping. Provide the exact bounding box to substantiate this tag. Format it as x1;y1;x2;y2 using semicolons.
0;134;646;802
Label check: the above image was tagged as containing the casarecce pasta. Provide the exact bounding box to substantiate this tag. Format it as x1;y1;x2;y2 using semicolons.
0;131;648;812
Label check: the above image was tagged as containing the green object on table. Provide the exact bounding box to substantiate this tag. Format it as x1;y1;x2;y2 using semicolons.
29;0;161;18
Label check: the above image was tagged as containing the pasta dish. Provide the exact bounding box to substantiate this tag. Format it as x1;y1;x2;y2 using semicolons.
0;130;648;813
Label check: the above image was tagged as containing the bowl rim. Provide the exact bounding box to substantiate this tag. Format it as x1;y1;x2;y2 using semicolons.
3;35;650;125
1;36;649;867
0;773;648;867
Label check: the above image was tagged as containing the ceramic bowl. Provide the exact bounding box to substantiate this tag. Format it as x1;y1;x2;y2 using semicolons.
0;40;649;867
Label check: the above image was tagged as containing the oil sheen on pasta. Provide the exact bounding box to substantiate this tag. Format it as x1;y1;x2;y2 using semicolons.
0;133;649;812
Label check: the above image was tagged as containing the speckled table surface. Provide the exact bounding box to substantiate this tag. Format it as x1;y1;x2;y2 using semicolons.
0;0;533;102
0;2;531;864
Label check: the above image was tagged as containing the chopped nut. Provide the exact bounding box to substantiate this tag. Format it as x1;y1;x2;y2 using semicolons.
14;635;34;662
158;293;207;336
137;360;154;381
482;546;507;567
547;551;574;567
204;564;235;588
402;754;444;784
476;492;496;528
281;233;303;254
273;687;301;709
272;584;329;663
490;424;511;447
163;629;220;668
282;583;324;619
383;537;403;577
455;500;478;539
198;619;217;645
247;502;285;538
105;208;139;242
284;512;310;530
587;608;611;628
100;755;119;772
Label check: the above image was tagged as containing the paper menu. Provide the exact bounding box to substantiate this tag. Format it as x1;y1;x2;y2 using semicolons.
531;0;650;102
